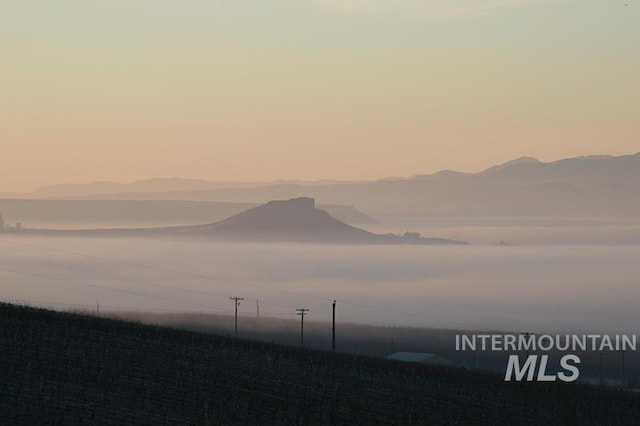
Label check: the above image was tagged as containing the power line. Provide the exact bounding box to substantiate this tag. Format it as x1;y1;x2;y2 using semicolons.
1;298;220;314
0;245;296;313
0;247;227;298
0;238;328;302
0;265;230;313
0;298;300;320
0;238;491;330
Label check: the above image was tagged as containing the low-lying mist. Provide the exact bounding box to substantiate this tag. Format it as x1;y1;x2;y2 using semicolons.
1;236;638;334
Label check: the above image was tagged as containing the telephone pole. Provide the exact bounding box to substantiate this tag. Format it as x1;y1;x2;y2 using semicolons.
296;308;309;349
332;301;336;353
256;299;260;319
230;297;244;338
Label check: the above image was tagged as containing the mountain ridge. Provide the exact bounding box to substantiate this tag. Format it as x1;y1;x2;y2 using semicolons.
26;152;639;198
9;152;640;217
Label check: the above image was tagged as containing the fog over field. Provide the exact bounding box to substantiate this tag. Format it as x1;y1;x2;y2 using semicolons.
1;234;638;334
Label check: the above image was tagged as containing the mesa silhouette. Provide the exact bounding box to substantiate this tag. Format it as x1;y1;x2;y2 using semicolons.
11;197;463;245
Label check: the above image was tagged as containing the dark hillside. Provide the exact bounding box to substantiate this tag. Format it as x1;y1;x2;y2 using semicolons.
0;303;638;425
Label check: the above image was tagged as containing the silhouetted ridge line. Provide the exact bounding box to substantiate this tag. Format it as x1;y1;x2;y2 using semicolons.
4;197;465;245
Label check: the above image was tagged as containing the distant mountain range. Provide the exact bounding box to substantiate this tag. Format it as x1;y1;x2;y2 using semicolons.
8;152;640;217
7;198;463;245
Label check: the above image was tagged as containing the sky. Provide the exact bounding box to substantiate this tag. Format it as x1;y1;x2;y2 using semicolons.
2;0;639;192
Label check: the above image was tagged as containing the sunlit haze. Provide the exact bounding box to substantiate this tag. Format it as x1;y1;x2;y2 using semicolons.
2;0;639;192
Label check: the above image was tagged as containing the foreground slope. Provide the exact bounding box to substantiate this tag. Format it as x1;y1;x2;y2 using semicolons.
1;303;639;425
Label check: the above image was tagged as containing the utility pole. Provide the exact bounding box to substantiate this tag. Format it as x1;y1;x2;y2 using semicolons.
296;308;309;349
256;299;260;319
230;297;244;338
332;300;336;353
96;299;100;315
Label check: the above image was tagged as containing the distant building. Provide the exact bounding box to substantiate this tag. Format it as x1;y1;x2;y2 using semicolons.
386;352;453;366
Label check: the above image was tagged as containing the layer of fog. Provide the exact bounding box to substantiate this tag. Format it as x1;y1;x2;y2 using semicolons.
1;236;638;334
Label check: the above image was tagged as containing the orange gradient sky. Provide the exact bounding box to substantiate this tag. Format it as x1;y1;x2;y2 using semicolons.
2;1;639;192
